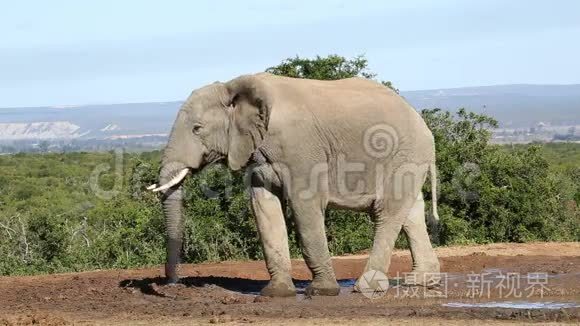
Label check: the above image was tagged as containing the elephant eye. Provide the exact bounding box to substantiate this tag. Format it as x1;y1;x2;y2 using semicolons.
192;123;203;134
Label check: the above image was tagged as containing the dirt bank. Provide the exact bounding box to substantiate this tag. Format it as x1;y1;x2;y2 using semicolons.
0;242;578;325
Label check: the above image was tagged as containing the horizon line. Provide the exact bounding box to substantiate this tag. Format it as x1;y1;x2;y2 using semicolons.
1;82;580;109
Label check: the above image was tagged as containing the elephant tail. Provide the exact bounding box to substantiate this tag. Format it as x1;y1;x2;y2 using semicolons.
428;162;440;230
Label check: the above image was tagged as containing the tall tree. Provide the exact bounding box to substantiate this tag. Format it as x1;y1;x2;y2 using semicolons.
266;54;399;93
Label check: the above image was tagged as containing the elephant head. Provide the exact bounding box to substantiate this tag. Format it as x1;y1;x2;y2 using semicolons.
147;75;271;283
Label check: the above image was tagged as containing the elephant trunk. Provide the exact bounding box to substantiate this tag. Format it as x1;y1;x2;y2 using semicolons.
162;184;184;283
153;108;208;283
157;154;191;283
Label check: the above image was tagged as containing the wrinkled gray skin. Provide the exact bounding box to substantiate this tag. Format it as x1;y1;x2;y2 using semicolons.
157;73;440;297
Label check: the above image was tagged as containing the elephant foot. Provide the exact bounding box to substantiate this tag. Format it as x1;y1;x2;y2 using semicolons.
305;277;340;296
403;261;441;288
260;279;296;297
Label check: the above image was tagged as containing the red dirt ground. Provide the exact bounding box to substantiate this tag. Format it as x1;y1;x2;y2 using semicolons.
0;242;579;325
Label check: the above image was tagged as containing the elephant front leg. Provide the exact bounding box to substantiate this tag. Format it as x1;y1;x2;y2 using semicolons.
250;187;296;297
292;202;340;296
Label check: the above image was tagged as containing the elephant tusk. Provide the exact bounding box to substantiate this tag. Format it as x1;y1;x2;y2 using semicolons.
151;168;189;192
146;184;157;190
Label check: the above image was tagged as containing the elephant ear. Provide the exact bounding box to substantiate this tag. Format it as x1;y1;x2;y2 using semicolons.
225;75;272;171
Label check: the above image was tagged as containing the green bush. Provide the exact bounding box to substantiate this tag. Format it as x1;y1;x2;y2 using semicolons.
423;108;579;244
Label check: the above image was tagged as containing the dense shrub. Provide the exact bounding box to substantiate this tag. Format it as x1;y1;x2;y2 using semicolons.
424;109;579;244
1;127;578;276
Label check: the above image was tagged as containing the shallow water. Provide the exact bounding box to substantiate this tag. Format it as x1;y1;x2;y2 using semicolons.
293;278;359;295
443;301;580;310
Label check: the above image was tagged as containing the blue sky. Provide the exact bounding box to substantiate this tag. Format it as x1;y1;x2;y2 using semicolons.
1;0;579;107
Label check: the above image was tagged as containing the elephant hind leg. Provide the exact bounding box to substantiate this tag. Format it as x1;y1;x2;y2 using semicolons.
356;163;429;291
402;193;441;286
250;187;296;297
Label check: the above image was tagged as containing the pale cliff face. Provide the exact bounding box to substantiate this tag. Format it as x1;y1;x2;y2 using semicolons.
0;121;82;140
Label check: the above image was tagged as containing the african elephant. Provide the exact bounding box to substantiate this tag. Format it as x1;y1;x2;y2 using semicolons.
148;73;440;297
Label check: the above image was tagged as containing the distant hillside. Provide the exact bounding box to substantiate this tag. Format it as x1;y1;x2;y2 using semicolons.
0;102;180;141
403;84;580;128
0;84;578;142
